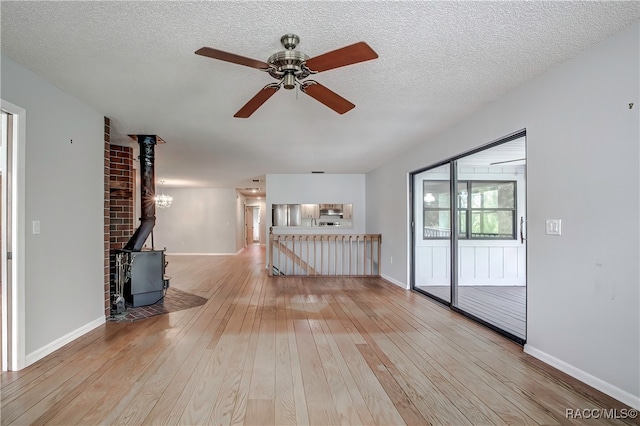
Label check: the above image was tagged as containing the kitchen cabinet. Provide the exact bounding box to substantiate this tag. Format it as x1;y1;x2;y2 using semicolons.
320;203;341;210
343;203;353;219
301;203;320;219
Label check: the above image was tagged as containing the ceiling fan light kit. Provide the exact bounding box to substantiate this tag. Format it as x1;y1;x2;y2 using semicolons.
195;34;378;117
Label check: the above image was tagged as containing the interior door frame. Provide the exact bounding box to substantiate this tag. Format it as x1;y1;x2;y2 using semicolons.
252;206;260;243
244;205;253;247
409;129;527;344
1;99;27;371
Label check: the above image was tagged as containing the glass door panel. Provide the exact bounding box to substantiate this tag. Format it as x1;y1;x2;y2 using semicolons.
413;164;451;303
454;137;527;341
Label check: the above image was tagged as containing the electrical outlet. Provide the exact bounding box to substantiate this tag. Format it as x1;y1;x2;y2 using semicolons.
545;219;561;236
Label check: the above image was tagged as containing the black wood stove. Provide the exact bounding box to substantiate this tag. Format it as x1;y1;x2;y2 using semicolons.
114;135;169;309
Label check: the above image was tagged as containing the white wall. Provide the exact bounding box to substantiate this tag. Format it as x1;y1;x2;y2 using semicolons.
266;173;367;270
366;23;639;408
154;187;240;254
1;54;105;359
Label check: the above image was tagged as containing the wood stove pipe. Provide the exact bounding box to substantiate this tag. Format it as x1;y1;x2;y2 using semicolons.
124;135;158;251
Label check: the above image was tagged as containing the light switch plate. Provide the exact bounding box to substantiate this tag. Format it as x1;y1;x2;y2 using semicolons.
32;220;41;234
546;219;561;236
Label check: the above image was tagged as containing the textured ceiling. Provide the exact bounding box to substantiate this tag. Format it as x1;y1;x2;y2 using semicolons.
2;1;639;196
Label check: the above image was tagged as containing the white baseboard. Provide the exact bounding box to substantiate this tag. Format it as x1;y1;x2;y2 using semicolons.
26;316;105;367
381;274;408;289
524;344;640;410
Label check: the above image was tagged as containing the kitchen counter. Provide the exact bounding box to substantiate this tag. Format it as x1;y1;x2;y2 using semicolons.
270;225;355;234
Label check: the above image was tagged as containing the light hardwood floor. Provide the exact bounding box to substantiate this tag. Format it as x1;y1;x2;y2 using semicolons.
1;245;636;425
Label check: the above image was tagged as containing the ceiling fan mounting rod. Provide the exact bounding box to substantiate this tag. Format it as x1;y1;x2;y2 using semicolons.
280;34;300;50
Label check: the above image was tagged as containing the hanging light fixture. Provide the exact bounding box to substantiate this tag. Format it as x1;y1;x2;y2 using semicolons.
424;193;435;203
155;179;173;208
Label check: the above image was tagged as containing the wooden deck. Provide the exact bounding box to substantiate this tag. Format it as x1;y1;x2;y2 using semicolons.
1;245;635;425
416;285;526;340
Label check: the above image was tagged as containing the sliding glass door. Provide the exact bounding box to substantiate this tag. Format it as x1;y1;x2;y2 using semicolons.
411;133;527;343
412;164;451;303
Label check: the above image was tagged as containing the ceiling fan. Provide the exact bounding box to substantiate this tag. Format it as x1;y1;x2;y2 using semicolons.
195;34;378;118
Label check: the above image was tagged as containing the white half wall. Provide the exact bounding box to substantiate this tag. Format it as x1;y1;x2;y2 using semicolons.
154;187;240;254
1;54;105;360
267;173;367;270
366;23;640;407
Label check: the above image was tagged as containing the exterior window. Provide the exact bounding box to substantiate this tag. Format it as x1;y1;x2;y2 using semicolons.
424;180;516;240
423;181;450;238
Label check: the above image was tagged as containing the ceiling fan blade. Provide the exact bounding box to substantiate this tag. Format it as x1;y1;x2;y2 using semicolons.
195;47;271;70
301;82;355;114
234;85;280;118
305;42;378;73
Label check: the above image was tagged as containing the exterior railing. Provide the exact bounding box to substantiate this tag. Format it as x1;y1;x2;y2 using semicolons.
424;226;450;238
269;231;382;277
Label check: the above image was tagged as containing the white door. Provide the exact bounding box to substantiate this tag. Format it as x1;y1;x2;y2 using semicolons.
1;101;26;370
